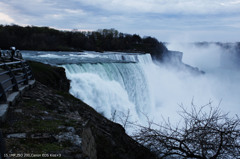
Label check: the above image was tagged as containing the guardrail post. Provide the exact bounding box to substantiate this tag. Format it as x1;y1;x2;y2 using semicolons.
0;83;7;103
21;61;28;85
25;61;34;80
4;64;19;91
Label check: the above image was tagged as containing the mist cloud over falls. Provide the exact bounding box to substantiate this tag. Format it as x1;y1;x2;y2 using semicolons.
62;44;240;130
158;43;240;120
24;46;240;133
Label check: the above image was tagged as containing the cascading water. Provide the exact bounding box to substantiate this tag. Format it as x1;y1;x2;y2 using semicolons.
63;53;154;127
22;47;240;134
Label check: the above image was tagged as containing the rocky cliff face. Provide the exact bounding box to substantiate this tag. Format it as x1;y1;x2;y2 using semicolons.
149;43;204;75
153;49;204;75
1;61;156;159
28;61;70;92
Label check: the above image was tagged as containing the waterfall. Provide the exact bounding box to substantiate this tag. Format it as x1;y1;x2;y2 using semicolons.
63;53;153;126
22;47;240;135
22;48;240;134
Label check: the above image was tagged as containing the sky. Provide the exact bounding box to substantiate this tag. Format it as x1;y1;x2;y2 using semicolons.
0;0;240;42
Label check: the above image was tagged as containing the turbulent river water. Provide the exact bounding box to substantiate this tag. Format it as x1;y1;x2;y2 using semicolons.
22;46;240;133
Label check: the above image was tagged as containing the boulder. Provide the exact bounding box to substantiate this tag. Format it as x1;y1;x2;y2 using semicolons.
82;121;156;159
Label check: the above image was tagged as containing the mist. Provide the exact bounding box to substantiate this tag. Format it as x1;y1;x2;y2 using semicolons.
63;43;240;131
147;42;240;124
22;45;240;133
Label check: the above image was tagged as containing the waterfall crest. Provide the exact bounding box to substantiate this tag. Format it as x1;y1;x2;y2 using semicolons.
63;54;153;125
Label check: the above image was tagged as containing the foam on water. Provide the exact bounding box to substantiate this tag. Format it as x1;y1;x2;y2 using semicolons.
63;55;153;131
22;49;240;133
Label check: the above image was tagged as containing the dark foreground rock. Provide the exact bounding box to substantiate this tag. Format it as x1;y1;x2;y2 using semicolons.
0;61;156;159
28;61;70;92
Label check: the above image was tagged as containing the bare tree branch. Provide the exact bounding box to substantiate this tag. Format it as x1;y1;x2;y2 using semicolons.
134;102;240;159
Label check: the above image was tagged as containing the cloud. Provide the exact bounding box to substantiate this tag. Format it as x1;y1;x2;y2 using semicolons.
0;2;14;24
0;0;239;41
75;0;240;15
0;12;15;24
0;2;16;24
0;0;90;27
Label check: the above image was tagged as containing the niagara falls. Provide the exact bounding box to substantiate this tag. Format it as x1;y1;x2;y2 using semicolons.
21;42;240;135
1;0;240;158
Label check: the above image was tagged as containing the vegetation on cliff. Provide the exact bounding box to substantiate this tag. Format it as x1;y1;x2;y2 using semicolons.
28;61;70;92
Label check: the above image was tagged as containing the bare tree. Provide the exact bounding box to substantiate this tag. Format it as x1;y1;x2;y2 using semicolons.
134;102;240;159
110;109;132;129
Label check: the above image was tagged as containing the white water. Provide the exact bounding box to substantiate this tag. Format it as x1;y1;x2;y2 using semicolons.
63;54;154;130
63;47;240;133
22;47;240;133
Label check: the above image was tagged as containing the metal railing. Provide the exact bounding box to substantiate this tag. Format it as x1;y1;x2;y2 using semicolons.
0;50;34;103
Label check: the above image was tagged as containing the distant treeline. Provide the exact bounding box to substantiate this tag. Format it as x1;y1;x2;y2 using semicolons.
195;41;240;52
0;25;167;60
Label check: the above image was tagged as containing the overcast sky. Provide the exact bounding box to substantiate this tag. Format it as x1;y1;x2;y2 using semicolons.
0;0;240;42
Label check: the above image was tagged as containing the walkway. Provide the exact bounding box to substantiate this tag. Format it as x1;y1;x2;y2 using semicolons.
0;50;35;122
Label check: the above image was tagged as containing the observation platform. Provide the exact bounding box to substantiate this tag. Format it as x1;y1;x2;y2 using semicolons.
0;49;35;122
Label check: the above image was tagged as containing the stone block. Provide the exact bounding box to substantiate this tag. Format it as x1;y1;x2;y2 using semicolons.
7;91;20;106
